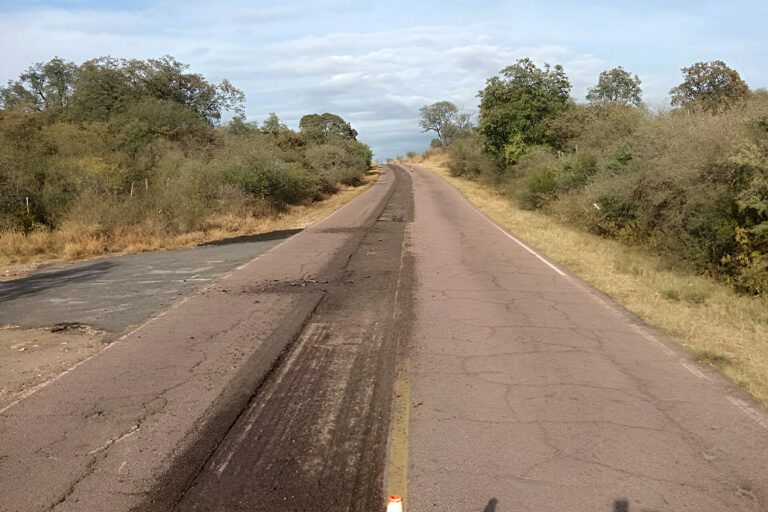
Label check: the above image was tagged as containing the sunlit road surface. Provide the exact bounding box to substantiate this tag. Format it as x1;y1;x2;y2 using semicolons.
402;165;768;511
2;164;768;511
0;166;409;511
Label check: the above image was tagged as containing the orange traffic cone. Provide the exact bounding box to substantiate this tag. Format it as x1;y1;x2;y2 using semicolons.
387;495;403;512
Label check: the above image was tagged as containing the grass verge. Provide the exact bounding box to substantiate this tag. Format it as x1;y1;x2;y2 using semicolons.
406;152;768;405
0;168;379;274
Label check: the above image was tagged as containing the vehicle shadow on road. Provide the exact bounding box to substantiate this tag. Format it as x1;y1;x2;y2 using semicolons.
199;228;302;246
614;499;630;511
480;497;637;511
0;260;115;302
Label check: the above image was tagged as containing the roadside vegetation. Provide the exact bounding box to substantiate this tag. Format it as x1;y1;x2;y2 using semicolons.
406;59;768;403
0;56;373;266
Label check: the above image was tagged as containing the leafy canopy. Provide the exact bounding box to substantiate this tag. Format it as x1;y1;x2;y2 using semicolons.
418;101;475;146
587;67;643;107
299;113;358;143
478;58;571;162
0;57;77;113
670;60;750;113
418;101;458;144
1;55;245;125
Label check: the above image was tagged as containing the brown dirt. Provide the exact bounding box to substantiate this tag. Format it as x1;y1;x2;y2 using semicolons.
0;323;107;411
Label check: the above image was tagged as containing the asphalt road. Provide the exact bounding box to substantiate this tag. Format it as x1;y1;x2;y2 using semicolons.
404;164;768;511
173;165;412;511
0;167;402;511
3;163;768;512
0;229;300;336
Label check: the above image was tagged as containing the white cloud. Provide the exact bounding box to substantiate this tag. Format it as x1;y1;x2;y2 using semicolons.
2;0;767;157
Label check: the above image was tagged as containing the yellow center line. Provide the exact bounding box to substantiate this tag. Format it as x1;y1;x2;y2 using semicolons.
386;355;411;511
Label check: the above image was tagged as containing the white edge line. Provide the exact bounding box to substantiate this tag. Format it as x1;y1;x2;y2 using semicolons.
0;177;385;415
679;361;709;380
629;324;676;357
727;396;768;430
466;200;566;276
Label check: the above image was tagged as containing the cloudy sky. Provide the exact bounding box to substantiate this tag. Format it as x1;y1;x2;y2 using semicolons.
1;0;767;159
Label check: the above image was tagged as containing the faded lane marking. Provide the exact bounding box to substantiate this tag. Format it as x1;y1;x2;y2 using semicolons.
87;424;139;455
471;205;566;277
727;396;768;430
629;324;676;357
386;356;410;511
386;181;410;510
679;361;710;380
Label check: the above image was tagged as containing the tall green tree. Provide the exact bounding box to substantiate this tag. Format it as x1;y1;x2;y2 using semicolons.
418;101;459;145
587;67;643;107
68;56;245;123
261;112;288;134
0;57;77;112
478;58;571;163
299;113;357;143
670;60;750;112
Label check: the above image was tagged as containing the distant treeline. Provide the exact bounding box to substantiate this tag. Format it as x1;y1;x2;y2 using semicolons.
0;55;372;237
418;60;768;294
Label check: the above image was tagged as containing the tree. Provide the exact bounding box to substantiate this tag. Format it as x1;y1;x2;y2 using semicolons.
670;60;750;112
261;112;287;134
68;56;245;123
418;101;458;144
123;56;245;123
587;67;643;107
0;57;77;112
478;58;571;162
299;113;357;143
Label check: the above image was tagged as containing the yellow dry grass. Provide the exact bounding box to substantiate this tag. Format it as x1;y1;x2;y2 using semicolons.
406;152;768;405
0;168;379;271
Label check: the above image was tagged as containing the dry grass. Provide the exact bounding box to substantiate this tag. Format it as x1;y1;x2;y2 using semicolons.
406;152;768;405
0;168;379;272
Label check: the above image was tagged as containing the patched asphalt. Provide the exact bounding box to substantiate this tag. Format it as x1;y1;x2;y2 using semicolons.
0;229;300;336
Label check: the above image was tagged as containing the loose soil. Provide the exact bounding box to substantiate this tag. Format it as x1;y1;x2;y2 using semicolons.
0;323;107;410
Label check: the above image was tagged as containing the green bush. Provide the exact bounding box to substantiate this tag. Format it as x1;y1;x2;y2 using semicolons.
521;170;558;209
445;132;496;178
444;86;768;294
0;57;371;240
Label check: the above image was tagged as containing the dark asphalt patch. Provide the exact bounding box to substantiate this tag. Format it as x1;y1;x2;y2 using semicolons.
171;166;414;511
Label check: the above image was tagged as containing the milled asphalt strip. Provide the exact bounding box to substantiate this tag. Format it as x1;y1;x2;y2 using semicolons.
172;165;411;511
0;169;395;512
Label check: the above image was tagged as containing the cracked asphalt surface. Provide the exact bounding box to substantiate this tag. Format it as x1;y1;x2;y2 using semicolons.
2;163;768;511
0;229;301;336
172;165;413;511
406;165;768;511
0;168;401;511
